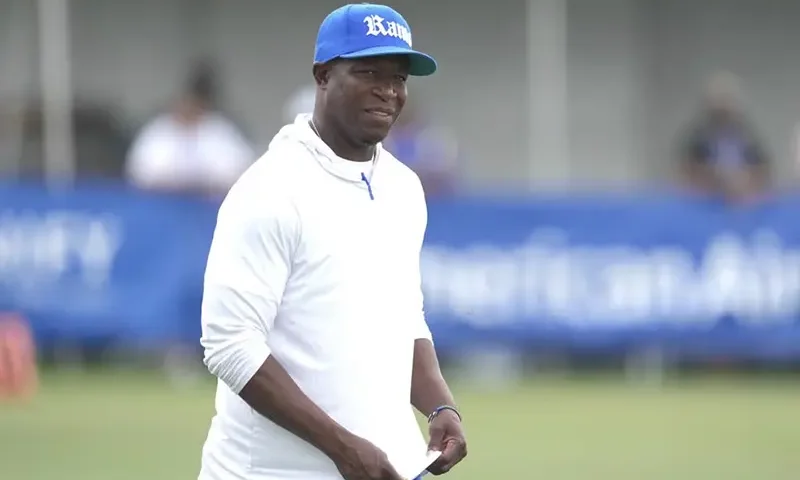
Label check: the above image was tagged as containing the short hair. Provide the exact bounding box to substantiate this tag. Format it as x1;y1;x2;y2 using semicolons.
186;59;219;104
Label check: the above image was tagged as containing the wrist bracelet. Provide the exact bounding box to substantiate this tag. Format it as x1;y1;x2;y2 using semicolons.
428;405;461;423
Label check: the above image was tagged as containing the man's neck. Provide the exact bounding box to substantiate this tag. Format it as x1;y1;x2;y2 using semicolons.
310;116;374;162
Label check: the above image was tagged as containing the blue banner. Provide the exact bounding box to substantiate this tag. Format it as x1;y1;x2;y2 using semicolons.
0;181;216;348
422;195;800;360
1;181;799;360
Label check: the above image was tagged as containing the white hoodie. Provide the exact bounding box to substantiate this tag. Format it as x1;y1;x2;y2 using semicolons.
198;114;433;480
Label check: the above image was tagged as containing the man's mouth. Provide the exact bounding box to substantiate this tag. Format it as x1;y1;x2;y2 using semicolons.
365;108;394;118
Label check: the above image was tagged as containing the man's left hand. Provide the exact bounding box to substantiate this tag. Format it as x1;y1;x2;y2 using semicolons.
426;410;467;475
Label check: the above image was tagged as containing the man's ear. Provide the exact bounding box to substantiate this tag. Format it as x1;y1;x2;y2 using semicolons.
313;63;331;89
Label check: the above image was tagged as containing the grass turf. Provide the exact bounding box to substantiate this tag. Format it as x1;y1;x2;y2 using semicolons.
0;371;798;479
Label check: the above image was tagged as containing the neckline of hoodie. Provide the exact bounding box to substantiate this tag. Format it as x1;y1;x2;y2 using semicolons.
295;114;380;186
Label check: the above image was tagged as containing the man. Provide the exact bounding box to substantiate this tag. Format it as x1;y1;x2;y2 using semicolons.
198;4;467;480
679;71;770;204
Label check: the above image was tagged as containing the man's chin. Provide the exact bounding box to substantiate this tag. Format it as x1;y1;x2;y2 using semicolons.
359;128;391;147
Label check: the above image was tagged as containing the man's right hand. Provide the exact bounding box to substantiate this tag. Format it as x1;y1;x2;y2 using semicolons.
331;434;404;480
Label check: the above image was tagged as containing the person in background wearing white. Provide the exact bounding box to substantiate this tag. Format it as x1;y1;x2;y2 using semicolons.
198;4;467;480
125;61;254;197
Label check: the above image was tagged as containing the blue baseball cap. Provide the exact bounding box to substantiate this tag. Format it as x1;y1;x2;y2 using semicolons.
314;3;437;76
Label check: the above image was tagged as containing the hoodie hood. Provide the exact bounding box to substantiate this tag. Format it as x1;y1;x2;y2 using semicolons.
268;114;380;189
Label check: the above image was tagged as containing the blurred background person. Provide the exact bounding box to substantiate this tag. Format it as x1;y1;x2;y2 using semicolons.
383;100;460;197
125;59;254;197
677;71;770;204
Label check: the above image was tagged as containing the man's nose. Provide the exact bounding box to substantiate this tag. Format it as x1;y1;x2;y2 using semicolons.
374;81;399;101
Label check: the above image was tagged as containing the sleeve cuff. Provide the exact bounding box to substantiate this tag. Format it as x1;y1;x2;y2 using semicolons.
205;339;272;394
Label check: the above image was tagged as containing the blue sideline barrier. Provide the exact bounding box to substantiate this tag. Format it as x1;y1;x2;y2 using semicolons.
1;181;799;360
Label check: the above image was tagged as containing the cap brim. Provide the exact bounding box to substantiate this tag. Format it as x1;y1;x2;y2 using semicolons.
339;46;437;76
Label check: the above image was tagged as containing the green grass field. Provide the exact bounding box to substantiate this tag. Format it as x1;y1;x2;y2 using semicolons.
0;371;798;480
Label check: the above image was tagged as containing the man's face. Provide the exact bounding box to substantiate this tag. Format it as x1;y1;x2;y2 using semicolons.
317;55;410;145
174;96;209;125
707;93;738;119
704;76;741;121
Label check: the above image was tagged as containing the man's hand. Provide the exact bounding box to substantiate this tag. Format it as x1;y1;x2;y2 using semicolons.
331;433;404;480
426;410;467;475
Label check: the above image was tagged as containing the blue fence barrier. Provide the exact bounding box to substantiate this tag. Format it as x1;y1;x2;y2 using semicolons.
0;182;215;349
1;181;800;360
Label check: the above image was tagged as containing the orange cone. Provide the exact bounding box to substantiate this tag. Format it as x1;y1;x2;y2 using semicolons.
0;314;38;400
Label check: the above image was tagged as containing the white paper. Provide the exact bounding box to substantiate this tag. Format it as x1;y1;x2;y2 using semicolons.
399;450;442;480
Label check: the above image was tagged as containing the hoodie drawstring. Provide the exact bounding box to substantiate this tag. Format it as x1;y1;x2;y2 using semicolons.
360;172;375;200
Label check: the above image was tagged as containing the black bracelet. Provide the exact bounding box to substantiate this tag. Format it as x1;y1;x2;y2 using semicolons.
428;405;462;423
